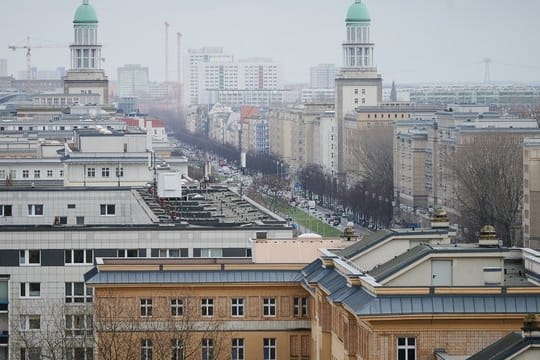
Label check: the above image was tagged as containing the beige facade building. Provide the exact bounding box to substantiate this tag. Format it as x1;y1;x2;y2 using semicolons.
86;220;540;360
393;110;540;229
523;138;540;249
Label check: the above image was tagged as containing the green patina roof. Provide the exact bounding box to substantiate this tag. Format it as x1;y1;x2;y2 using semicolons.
74;0;98;24
346;0;371;22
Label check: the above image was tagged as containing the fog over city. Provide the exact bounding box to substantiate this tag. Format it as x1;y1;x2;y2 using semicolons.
1;0;540;84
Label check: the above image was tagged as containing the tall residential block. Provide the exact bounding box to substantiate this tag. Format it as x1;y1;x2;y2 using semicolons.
117;64;150;97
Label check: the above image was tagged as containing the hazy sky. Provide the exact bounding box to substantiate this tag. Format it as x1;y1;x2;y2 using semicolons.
1;0;539;85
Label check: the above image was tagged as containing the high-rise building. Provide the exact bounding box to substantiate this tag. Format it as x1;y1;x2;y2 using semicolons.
117;64;150;97
335;0;383;178
63;0;109;104
187;47;234;105
310;63;338;89
0;58;7;77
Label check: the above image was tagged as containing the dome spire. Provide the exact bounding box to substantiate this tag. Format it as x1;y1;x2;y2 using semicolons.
83;0;89;4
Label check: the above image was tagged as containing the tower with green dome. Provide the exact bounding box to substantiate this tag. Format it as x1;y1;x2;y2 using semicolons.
343;0;374;68
335;0;382;179
64;0;109;104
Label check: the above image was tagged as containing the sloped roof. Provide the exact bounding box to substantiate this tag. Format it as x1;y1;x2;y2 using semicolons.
467;331;539;360
87;270;303;285
367;244;433;282
338;229;395;259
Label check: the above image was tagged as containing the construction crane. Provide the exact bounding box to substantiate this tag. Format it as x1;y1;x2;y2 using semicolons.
8;36;66;80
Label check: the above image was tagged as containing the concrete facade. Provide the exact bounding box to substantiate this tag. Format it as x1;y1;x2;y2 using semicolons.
523;138;540;249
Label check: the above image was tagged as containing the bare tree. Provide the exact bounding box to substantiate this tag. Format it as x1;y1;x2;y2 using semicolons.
350;127;394;200
449;136;523;246
13;300;93;360
94;289;230;360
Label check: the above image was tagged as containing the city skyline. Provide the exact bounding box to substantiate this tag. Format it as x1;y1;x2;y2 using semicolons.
0;0;539;84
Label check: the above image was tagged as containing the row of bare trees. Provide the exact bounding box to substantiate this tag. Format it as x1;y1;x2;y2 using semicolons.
297;128;394;228
156;109;526;242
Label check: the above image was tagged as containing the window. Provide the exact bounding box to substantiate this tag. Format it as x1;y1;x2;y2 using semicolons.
397;337;416;360
20;283;40;297
20;315;40;330
199;248;222;257
263;338;276;360
47;170;53;177
263;298;276;317
202;339;214;360
20;347;41;360
65;314;93;336
23;170;29;178
9;169;16;179
101;168;110;177
27;204;44;216
0;170;4;179
115;167;124;177
33;170;40;179
67;204;76;209
87;168;96;177
60;170;64;177
232;338;244;360
100;204;115;216
117;249;139;258
76;216;85;225
0;205;12;217
65;249;94;265
201;298;214;317
65;347;93;360
141;339;152;360
151;248;187;258
293;297;308;318
171;298;184;316
171;339;184;360
20;250;41;265
140;298;153;317
231;298;244;317
65;282;93;303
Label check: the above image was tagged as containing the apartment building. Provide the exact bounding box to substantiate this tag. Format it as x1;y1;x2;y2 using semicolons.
83;217;540;360
523;138;540;250
393;110;540;224
87;260;311;360
0;184;293;358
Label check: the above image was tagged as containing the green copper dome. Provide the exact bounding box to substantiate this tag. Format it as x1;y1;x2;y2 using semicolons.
346;0;371;22
73;0;98;23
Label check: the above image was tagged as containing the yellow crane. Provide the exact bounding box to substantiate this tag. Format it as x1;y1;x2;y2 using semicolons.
8;36;66;80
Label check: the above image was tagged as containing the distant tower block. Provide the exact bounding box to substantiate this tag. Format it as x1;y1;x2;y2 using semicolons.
483;57;491;83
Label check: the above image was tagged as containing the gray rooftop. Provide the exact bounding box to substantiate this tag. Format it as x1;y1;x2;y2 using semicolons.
367;243;433;282
466;331;540;360
86;270;303;285
302;260;540;317
337;229;395;259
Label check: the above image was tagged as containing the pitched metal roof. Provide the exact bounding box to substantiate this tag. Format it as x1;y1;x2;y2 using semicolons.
338;229;395;259
87;270;303;285
303;260;540;317
367;244;433;282
466;331;540;360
